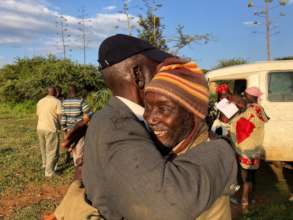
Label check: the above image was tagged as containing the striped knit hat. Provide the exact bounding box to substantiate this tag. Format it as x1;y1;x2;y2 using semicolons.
145;62;209;119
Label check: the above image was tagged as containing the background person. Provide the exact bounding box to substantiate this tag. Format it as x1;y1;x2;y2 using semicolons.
210;83;232;138
55;86;64;102
61;85;90;169
229;87;269;213
36;86;62;177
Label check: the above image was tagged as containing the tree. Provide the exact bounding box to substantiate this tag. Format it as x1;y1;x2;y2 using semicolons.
169;25;212;54
136;0;211;54
0;56;105;102
137;7;168;50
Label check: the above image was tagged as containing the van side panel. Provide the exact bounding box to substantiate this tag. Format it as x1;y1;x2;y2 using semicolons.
253;71;293;161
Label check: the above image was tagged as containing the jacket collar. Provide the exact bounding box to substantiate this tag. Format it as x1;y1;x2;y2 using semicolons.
115;96;144;122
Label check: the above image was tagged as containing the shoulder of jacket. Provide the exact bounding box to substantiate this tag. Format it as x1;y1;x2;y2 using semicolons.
207;138;233;152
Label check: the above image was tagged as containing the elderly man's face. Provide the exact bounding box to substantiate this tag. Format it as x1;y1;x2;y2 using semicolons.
143;92;193;148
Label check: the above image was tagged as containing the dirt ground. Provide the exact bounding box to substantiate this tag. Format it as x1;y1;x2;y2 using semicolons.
0;184;68;218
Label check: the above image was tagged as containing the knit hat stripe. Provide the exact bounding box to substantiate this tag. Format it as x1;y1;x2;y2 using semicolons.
154;72;209;96
145;86;206;119
159;62;203;75
146;79;208;116
153;76;209;103
145;61;209;119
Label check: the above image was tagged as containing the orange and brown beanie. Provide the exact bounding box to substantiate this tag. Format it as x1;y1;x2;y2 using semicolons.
145;61;209;120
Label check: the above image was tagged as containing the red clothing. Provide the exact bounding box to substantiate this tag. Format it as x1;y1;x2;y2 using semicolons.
230;104;269;169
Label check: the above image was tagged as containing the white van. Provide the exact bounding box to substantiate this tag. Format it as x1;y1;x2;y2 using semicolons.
206;61;293;162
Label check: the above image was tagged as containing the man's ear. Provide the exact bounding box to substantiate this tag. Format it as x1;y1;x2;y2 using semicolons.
132;65;145;89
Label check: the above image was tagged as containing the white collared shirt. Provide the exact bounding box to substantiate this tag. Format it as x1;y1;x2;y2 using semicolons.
116;96;145;122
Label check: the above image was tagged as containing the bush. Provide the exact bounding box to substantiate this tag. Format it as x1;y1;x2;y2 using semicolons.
0;55;105;102
86;88;112;112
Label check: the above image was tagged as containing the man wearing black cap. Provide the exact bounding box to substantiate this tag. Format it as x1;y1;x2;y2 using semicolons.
52;34;237;220
81;34;237;220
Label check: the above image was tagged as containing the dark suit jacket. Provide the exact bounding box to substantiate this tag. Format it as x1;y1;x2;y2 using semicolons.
82;97;237;220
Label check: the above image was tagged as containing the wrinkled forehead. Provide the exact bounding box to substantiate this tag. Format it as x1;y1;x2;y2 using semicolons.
144;91;190;115
145;91;174;105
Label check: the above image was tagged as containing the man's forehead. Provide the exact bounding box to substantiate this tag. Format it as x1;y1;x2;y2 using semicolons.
146;92;175;105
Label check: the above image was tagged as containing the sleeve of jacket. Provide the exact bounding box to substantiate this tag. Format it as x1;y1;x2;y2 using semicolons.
96;112;238;220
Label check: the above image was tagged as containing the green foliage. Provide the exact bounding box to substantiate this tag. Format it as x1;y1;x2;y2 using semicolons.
86;88;112;112
0;106;73;196
137;10;168;50
0;101;36;119
275;56;293;60
9;200;57;220
0;55;105;102
214;58;248;69
201;69;209;74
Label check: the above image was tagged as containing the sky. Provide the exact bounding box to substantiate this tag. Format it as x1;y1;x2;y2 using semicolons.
0;0;293;69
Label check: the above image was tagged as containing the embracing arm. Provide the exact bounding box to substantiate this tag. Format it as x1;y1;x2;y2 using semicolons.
97;115;237;220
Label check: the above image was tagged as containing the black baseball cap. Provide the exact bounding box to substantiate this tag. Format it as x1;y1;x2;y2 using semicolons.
98;34;173;70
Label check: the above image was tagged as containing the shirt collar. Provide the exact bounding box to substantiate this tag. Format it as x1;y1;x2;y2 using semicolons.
116;96;145;121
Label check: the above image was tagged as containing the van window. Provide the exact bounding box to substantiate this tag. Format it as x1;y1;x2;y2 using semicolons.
268;72;293;102
215;79;247;95
233;80;247;95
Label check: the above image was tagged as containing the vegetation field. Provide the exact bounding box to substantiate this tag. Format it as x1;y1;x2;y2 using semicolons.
0;102;73;219
0;102;292;220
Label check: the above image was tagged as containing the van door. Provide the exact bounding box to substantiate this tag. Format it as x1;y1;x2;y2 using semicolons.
261;71;293;161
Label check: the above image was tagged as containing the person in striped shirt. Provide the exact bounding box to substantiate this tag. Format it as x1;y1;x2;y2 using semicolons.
61;85;90;169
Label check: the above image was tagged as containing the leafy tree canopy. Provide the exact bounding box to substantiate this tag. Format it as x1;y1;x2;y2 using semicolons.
0;55;105;102
137;10;168;50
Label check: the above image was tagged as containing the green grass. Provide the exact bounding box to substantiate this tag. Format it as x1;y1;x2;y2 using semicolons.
0;103;73;219
7;200;57;220
238;202;293;220
0;101;36;119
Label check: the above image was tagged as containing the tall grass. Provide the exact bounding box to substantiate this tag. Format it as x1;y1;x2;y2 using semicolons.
0;101;73;219
0;101;36;119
